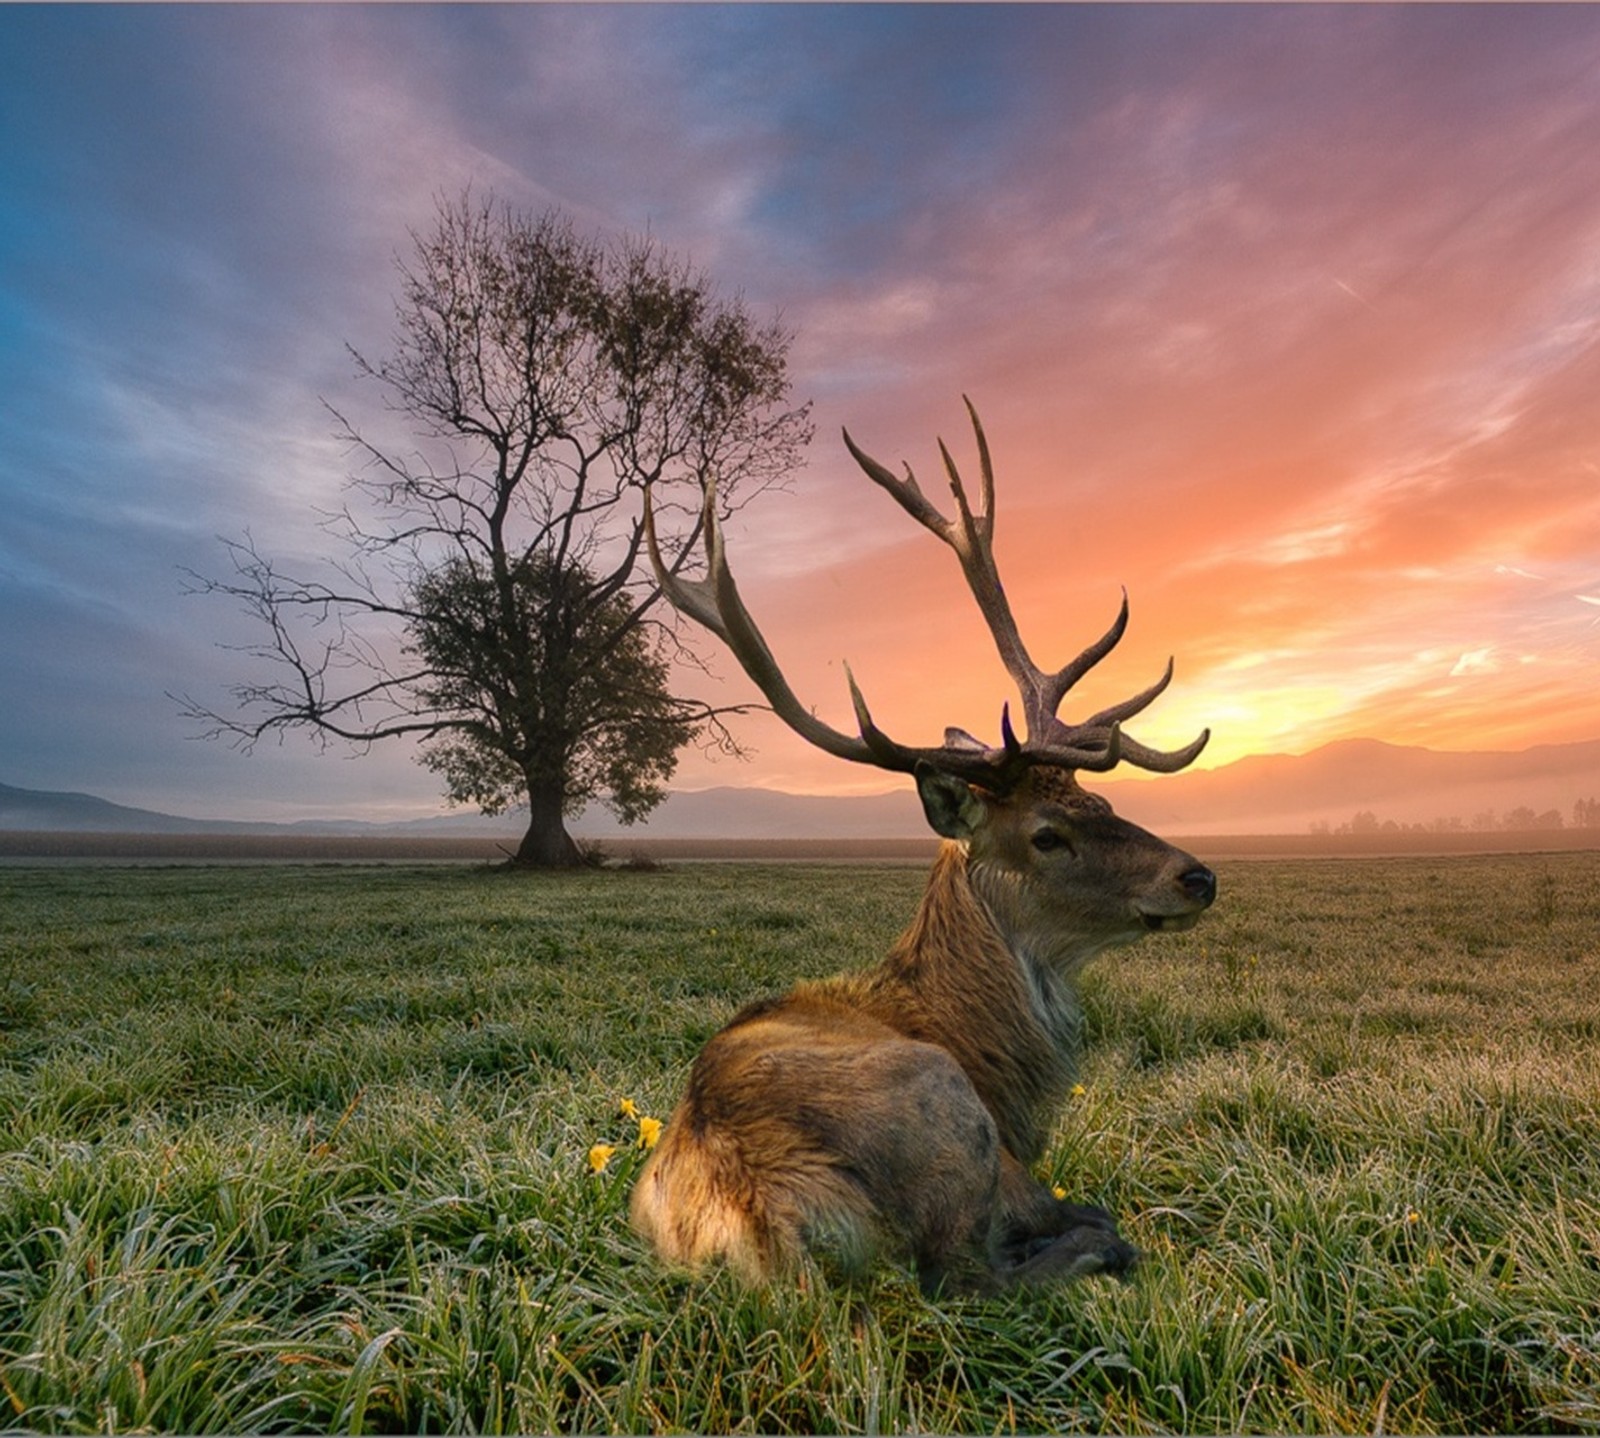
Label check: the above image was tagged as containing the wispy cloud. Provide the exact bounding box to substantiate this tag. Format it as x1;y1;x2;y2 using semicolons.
2;6;1599;813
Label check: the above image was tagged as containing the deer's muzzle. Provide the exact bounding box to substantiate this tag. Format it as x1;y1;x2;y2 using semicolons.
1137;863;1217;932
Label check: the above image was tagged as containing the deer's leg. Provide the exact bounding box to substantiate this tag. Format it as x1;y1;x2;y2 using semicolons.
825;1072;1137;1292
828;1056;1139;1294
768;1042;1004;1298
987;1151;1138;1285
804;1041;1006;1296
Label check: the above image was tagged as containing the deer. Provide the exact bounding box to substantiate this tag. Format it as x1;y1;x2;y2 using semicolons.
631;400;1217;1295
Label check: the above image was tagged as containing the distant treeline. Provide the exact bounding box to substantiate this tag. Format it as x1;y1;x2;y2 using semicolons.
1311;797;1600;836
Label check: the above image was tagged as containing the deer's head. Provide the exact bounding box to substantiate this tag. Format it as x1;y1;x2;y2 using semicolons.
916;764;1215;973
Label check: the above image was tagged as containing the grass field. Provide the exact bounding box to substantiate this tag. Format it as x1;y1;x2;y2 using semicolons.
0;854;1596;1433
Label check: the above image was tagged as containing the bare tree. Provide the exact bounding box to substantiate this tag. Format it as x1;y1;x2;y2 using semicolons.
181;194;812;866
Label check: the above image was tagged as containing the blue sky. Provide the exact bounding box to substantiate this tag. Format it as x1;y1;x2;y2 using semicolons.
3;6;1599;820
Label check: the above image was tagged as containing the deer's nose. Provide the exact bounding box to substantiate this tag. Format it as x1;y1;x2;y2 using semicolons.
1178;865;1217;907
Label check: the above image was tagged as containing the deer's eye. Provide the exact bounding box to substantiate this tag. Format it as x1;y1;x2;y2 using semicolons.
1031;828;1072;855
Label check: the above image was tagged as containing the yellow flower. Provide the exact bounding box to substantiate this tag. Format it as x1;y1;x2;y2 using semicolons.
618;1097;639;1120
1070;1083;1087;1098
1052;1185;1067;1200
1405;1208;1421;1225
637;1116;663;1150
587;1143;617;1174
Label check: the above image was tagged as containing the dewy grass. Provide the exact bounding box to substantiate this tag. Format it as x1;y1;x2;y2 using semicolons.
0;855;1596;1432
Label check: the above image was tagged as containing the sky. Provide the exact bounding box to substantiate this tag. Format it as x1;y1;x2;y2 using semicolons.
2;4;1599;822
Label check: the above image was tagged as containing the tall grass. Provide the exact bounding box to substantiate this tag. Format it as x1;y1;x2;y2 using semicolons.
0;855;1596;1432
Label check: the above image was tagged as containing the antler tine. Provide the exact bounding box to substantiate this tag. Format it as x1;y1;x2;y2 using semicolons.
938;436;980;543
999;702;1021;758
935;400;1006;561
961;394;996;541
1056;721;1123;773
642;480;734;646
931;397;999;545
845;663;920;768
1039;590;1130;719
1117;727;1211;772
841;428;950;540
1082;656;1175;729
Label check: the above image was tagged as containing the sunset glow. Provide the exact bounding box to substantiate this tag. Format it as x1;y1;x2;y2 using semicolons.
2;6;1598;820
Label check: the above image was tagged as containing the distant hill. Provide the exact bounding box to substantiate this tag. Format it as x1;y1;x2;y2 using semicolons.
0;783;488;837
6;736;1600;839
0;779;917;840
1093;736;1600;836
0;783;263;835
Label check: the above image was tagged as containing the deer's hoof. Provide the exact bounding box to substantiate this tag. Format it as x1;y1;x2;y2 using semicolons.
1011;1224;1140;1284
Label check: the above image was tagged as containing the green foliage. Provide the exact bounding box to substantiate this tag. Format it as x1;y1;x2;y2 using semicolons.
0;855;1597;1432
412;554;693;822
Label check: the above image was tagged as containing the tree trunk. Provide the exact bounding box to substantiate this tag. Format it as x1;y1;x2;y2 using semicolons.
508;774;586;868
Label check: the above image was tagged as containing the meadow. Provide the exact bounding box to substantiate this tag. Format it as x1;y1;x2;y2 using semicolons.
0;853;1596;1433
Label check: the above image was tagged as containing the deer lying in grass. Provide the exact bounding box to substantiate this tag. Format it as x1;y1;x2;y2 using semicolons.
632;401;1216;1294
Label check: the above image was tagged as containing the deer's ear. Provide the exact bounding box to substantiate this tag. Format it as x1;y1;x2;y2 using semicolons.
916;764;988;839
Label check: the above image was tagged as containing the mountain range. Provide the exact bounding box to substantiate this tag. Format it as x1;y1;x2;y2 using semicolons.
5;736;1600;839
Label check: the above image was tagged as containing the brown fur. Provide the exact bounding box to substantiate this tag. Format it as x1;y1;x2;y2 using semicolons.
630;768;1215;1292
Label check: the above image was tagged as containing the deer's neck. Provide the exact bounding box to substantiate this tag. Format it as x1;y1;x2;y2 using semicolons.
859;841;1081;1163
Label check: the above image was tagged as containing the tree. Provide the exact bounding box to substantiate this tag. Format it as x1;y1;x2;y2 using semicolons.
408;552;696;863
182;194;812;866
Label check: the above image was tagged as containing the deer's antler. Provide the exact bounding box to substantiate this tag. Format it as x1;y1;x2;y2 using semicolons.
646;399;1208;791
